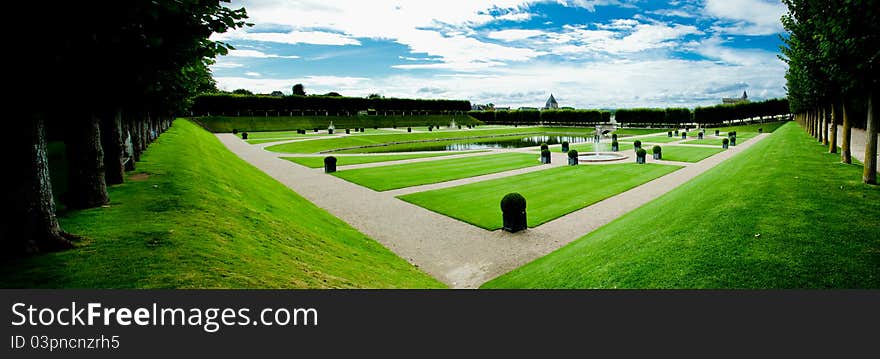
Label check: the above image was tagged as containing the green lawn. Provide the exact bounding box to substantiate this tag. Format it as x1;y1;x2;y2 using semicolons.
333;153;542;191
611;128;667;136
265;128;544;154
658;146;726;162
682;132;758;146
483;122;880;288
622;135;682;143
283;151;485;168
544;142;635;153
399;163;681;230
710;121;788;134
0;119;443;289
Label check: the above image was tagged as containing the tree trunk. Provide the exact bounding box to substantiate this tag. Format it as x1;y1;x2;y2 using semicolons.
842;102;852;164
822;107;829;145
829;103;838;153
3;117;74;255
101;109;125;185
65;113;109;209
864;92;877;185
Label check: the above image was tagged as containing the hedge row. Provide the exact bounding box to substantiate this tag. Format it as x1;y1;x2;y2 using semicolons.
192;114;482;133
191;93;472;115
693;98;789;125
467;109;611;125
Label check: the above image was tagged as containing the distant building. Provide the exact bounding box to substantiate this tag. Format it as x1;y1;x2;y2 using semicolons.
543;94;559;110
472;104;495;111
270;91;284;97
722;91;749;104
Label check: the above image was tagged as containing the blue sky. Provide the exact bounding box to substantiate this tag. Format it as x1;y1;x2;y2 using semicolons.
211;0;788;109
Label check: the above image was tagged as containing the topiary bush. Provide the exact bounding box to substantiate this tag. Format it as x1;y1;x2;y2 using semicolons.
241;132;249;140
611;140;619;151
634;140;642;149
652;145;661;154
652;145;662;160
667;131;672;137
567;150;578;165
501;193;527;232
722;137;729;149
561;141;570;152
323;156;337;173
612;133;618;141
540;143;549;151
232;129;239;135
636;148;647;164
540;149;551;164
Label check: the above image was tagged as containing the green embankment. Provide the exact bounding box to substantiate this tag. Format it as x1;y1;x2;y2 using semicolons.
484;122;879;288
400;163;681;230
0;119;443;288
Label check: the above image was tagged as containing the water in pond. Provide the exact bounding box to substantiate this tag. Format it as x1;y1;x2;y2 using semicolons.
367;135;593;152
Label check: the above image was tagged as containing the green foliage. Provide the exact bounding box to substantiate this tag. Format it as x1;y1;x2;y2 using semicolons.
193;93;471;115
500;193;527;213
468;109;611;125
540;143;549;151
637;148;647;156
324;156;337;165
194;114;482;133
568;149;579;158
292;84;306;96
634;140;642;148
693;99;789;125
653;145;662;154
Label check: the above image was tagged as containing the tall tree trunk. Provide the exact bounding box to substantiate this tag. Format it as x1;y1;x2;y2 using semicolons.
822;107;829;145
842;102;852;164
3;118;74;255
65;113;109;209
864;93;877;184
829;103;838;153
101;108;125;185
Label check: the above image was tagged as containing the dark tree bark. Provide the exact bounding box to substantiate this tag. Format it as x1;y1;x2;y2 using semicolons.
864;92;877;184
65;113;109;209
3;118;74;255
101;109;125;185
822;107;829;145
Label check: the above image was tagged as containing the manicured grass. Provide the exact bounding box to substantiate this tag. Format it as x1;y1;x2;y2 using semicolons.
265;128;544;154
335;135;533;153
611;128;667;136
711;121;788;134
540;142;635;153
682;132;758;146
622;135;682;143
399;163;681;230
483;122;880;288
282;151;485;168
658;146;725;162
0;119;443;288
333;153;542;191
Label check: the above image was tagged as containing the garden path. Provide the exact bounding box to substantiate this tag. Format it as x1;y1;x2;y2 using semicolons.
217;131;770;288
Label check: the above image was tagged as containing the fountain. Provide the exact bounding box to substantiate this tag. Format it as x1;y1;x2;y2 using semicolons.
578;125;627;162
450;118;457;128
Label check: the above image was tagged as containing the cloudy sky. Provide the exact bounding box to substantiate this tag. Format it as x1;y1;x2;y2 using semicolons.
211;0;788;109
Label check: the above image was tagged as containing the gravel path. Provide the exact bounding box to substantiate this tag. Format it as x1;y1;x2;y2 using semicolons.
217;131;770;288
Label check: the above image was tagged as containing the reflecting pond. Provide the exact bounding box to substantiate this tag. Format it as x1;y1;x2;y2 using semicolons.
361;135;594;153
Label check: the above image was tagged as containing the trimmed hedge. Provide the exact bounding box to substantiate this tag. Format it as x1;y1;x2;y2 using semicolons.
501;192;527;213
568;149;579;158
468;109;611;126
652;145;662;154
193;93;471;114
693;98;789;125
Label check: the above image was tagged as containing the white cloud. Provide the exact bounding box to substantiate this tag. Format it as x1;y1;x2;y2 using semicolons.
211;62;245;68
215;75;369;94
244;72;262;77
226;49;300;59
487;29;546;41
213;30;361;46
703;0;786;35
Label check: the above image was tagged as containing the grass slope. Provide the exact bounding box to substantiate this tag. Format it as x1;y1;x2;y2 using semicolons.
333;153;541;191
283;151;484;168
0;119;443;288
484;122;880;288
400;163;681;230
